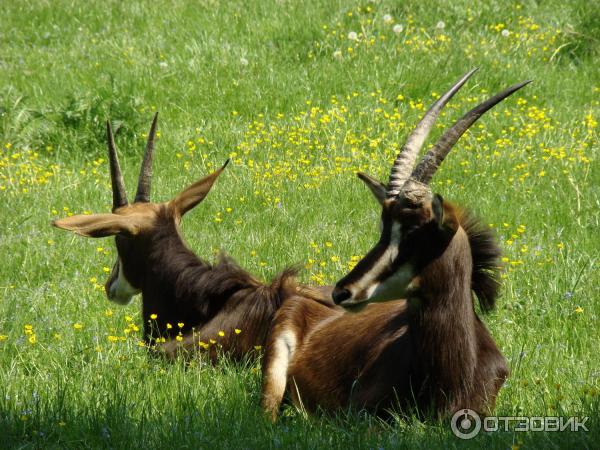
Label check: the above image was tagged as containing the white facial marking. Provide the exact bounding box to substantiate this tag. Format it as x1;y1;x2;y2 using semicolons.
367;264;413;302
107;260;140;305
343;221;413;304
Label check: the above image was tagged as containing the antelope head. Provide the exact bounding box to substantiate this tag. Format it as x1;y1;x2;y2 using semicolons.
52;113;229;304
332;70;530;305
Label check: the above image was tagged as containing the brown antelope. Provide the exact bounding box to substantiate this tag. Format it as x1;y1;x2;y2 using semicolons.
262;70;530;419
52;114;328;360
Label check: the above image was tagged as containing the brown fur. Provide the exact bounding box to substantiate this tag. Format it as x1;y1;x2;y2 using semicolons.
261;202;507;419
53;160;330;362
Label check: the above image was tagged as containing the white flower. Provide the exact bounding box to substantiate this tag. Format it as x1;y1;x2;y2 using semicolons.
383;14;393;24
393;24;404;34
501;29;510;37
348;31;358;41
240;57;249;66
436;21;445;29
158;61;168;69
333;49;343;60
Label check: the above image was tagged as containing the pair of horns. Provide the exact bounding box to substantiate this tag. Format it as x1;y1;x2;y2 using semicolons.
387;69;531;198
107;112;158;210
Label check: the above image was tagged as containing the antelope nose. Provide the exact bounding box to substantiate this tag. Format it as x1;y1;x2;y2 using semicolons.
332;286;352;304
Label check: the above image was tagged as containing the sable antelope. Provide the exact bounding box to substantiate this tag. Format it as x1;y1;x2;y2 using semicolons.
52;114;328;360
262;70;530;419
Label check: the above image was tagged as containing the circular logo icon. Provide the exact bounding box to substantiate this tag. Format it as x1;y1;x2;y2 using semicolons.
450;408;481;439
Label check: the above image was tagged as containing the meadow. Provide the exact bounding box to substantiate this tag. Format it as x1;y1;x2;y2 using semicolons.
1;0;598;448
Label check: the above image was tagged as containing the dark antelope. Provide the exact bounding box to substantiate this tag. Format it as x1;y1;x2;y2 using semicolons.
262;70;530;419
53;114;327;360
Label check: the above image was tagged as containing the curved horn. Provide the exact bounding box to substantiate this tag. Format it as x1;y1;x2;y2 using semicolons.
134;112;159;203
410;80;532;185
387;68;479;197
106;120;128;211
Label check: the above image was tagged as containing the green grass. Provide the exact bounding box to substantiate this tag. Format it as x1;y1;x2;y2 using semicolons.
1;0;598;448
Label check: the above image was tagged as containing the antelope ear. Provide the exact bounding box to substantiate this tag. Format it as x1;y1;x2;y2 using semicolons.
52;214;141;238
172;160;229;216
357;172;386;205
432;194;444;223
433;194;458;236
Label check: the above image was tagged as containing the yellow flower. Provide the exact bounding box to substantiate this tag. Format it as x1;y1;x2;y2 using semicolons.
105;309;113;317
73;323;83;330
234;329;241;335
254;345;262;351
150;314;158;320
0;334;8;341
218;330;225;337
166;323;173;329
28;334;36;344
209;339;216;344
177;322;184;329
176;335;183;342
199;341;209;349
107;336;119;342
575;306;584;314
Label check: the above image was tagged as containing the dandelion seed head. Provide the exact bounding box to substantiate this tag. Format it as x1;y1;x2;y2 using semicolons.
393;24;404;34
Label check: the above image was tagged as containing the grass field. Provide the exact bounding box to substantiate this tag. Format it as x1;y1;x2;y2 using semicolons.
1;0;598;448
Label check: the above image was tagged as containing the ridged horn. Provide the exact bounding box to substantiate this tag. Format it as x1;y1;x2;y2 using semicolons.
134;112;159;203
106;120;128;211
386;68;479;197
410;80;532;185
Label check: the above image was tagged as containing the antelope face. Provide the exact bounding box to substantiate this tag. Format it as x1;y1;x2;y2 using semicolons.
332;193;454;305
105;258;139;305
103;204;161;305
331;69;529;306
52;113;229;306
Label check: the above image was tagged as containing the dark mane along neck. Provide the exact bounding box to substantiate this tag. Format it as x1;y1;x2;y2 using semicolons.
140;213;291;341
457;208;502;311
